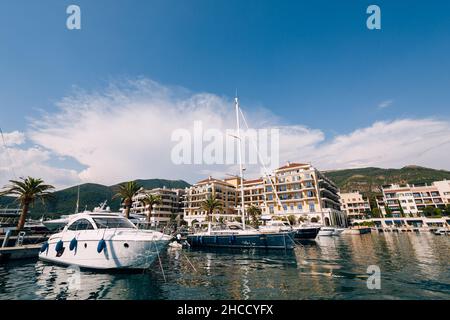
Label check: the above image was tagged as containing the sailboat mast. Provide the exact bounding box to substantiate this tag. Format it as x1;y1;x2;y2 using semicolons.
235;96;246;230
75;185;80;214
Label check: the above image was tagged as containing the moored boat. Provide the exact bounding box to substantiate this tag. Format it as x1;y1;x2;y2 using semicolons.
39;211;172;270
293;225;321;240
187;222;295;250
318;227;335;236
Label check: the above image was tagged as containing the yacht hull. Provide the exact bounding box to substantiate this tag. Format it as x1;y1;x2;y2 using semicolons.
187;232;296;250
39;237;170;270
293;227;320;240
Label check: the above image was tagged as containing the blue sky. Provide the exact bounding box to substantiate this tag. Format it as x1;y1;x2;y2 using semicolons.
1;1;450;188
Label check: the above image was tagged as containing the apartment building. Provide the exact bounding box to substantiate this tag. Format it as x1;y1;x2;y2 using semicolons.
339;192;371;219
263;162;346;227
182;162;347;227
130;187;185;226
183;176;238;225
381;180;450;216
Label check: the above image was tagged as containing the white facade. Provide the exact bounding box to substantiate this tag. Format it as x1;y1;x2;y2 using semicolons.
339;192;371;218
130;187;185;226
381;180;450;216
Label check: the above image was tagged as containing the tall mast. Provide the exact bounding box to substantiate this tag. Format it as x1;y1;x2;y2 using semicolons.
75;185;80;214
235;95;246;230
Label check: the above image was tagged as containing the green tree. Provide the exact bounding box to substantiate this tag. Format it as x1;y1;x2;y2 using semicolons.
287;215;296;226
141;193;163;223
371;208;382;218
0;177;55;230
200;195;222;223
420;207;442;217
444;204;450;216
247;205;262;228
384;206;392;217
397;200;405;217
112;181;141;219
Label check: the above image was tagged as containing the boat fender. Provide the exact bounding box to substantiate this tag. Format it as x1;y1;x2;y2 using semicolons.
97;239;106;253
40;242;49;253
69;238;78;251
55;240;64;253
199;236;203;244
214;236;218;244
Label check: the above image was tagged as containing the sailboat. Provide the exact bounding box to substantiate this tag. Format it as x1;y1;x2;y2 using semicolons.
187;96;296;250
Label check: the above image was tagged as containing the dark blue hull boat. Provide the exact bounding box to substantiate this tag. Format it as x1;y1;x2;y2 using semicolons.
187;232;296;250
293;227;320;240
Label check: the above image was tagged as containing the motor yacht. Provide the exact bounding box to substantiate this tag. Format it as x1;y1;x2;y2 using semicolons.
39;211;172;270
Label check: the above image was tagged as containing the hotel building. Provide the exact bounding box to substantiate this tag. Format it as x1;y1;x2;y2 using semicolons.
262;162;346;227
130;187;185;225
381;180;450;216
182;162;347;227
183;177;238;225
339;192;371;219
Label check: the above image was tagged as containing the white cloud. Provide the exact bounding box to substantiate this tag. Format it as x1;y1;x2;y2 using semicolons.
378;99;394;109
305;119;450;171
0;144;81;189
0;130;26;146
1;78;448;188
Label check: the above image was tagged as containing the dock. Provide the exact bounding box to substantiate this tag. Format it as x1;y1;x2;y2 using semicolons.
0;244;41;262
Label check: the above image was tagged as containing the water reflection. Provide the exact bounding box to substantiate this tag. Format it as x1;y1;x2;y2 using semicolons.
0;233;448;300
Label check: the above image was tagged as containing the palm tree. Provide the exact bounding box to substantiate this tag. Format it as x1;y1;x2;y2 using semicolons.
141;193;163;223
112;181;141;219
247;205;262;228
200;195;222;225
0;177;54;230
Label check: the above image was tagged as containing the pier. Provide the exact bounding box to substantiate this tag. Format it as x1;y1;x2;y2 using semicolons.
0;244;41;262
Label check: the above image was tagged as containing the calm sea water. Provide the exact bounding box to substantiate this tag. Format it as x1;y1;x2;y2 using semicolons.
0;233;449;300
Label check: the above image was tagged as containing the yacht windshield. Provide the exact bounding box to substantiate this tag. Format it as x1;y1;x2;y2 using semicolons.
93;217;136;229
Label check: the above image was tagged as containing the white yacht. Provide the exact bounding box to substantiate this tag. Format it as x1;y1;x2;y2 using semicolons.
39;211;172;270
318;227;335;236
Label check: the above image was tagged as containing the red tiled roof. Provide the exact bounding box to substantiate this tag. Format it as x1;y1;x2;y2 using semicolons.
276;162;309;170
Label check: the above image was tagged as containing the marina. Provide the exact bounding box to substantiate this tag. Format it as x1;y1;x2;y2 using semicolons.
0;232;448;300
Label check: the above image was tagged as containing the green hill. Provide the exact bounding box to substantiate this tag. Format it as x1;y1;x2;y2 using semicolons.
324;165;450;194
0;179;190;218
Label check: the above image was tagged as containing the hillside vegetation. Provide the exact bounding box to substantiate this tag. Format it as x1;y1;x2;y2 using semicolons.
324;165;450;194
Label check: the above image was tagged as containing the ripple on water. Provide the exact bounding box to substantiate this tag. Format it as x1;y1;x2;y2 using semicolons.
0;233;448;300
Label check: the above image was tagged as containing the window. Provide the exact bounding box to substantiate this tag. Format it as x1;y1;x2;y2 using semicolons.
93;218;136;229
269;206;274;214
309;203;315;212
297;204;303;210
68;219;94;231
